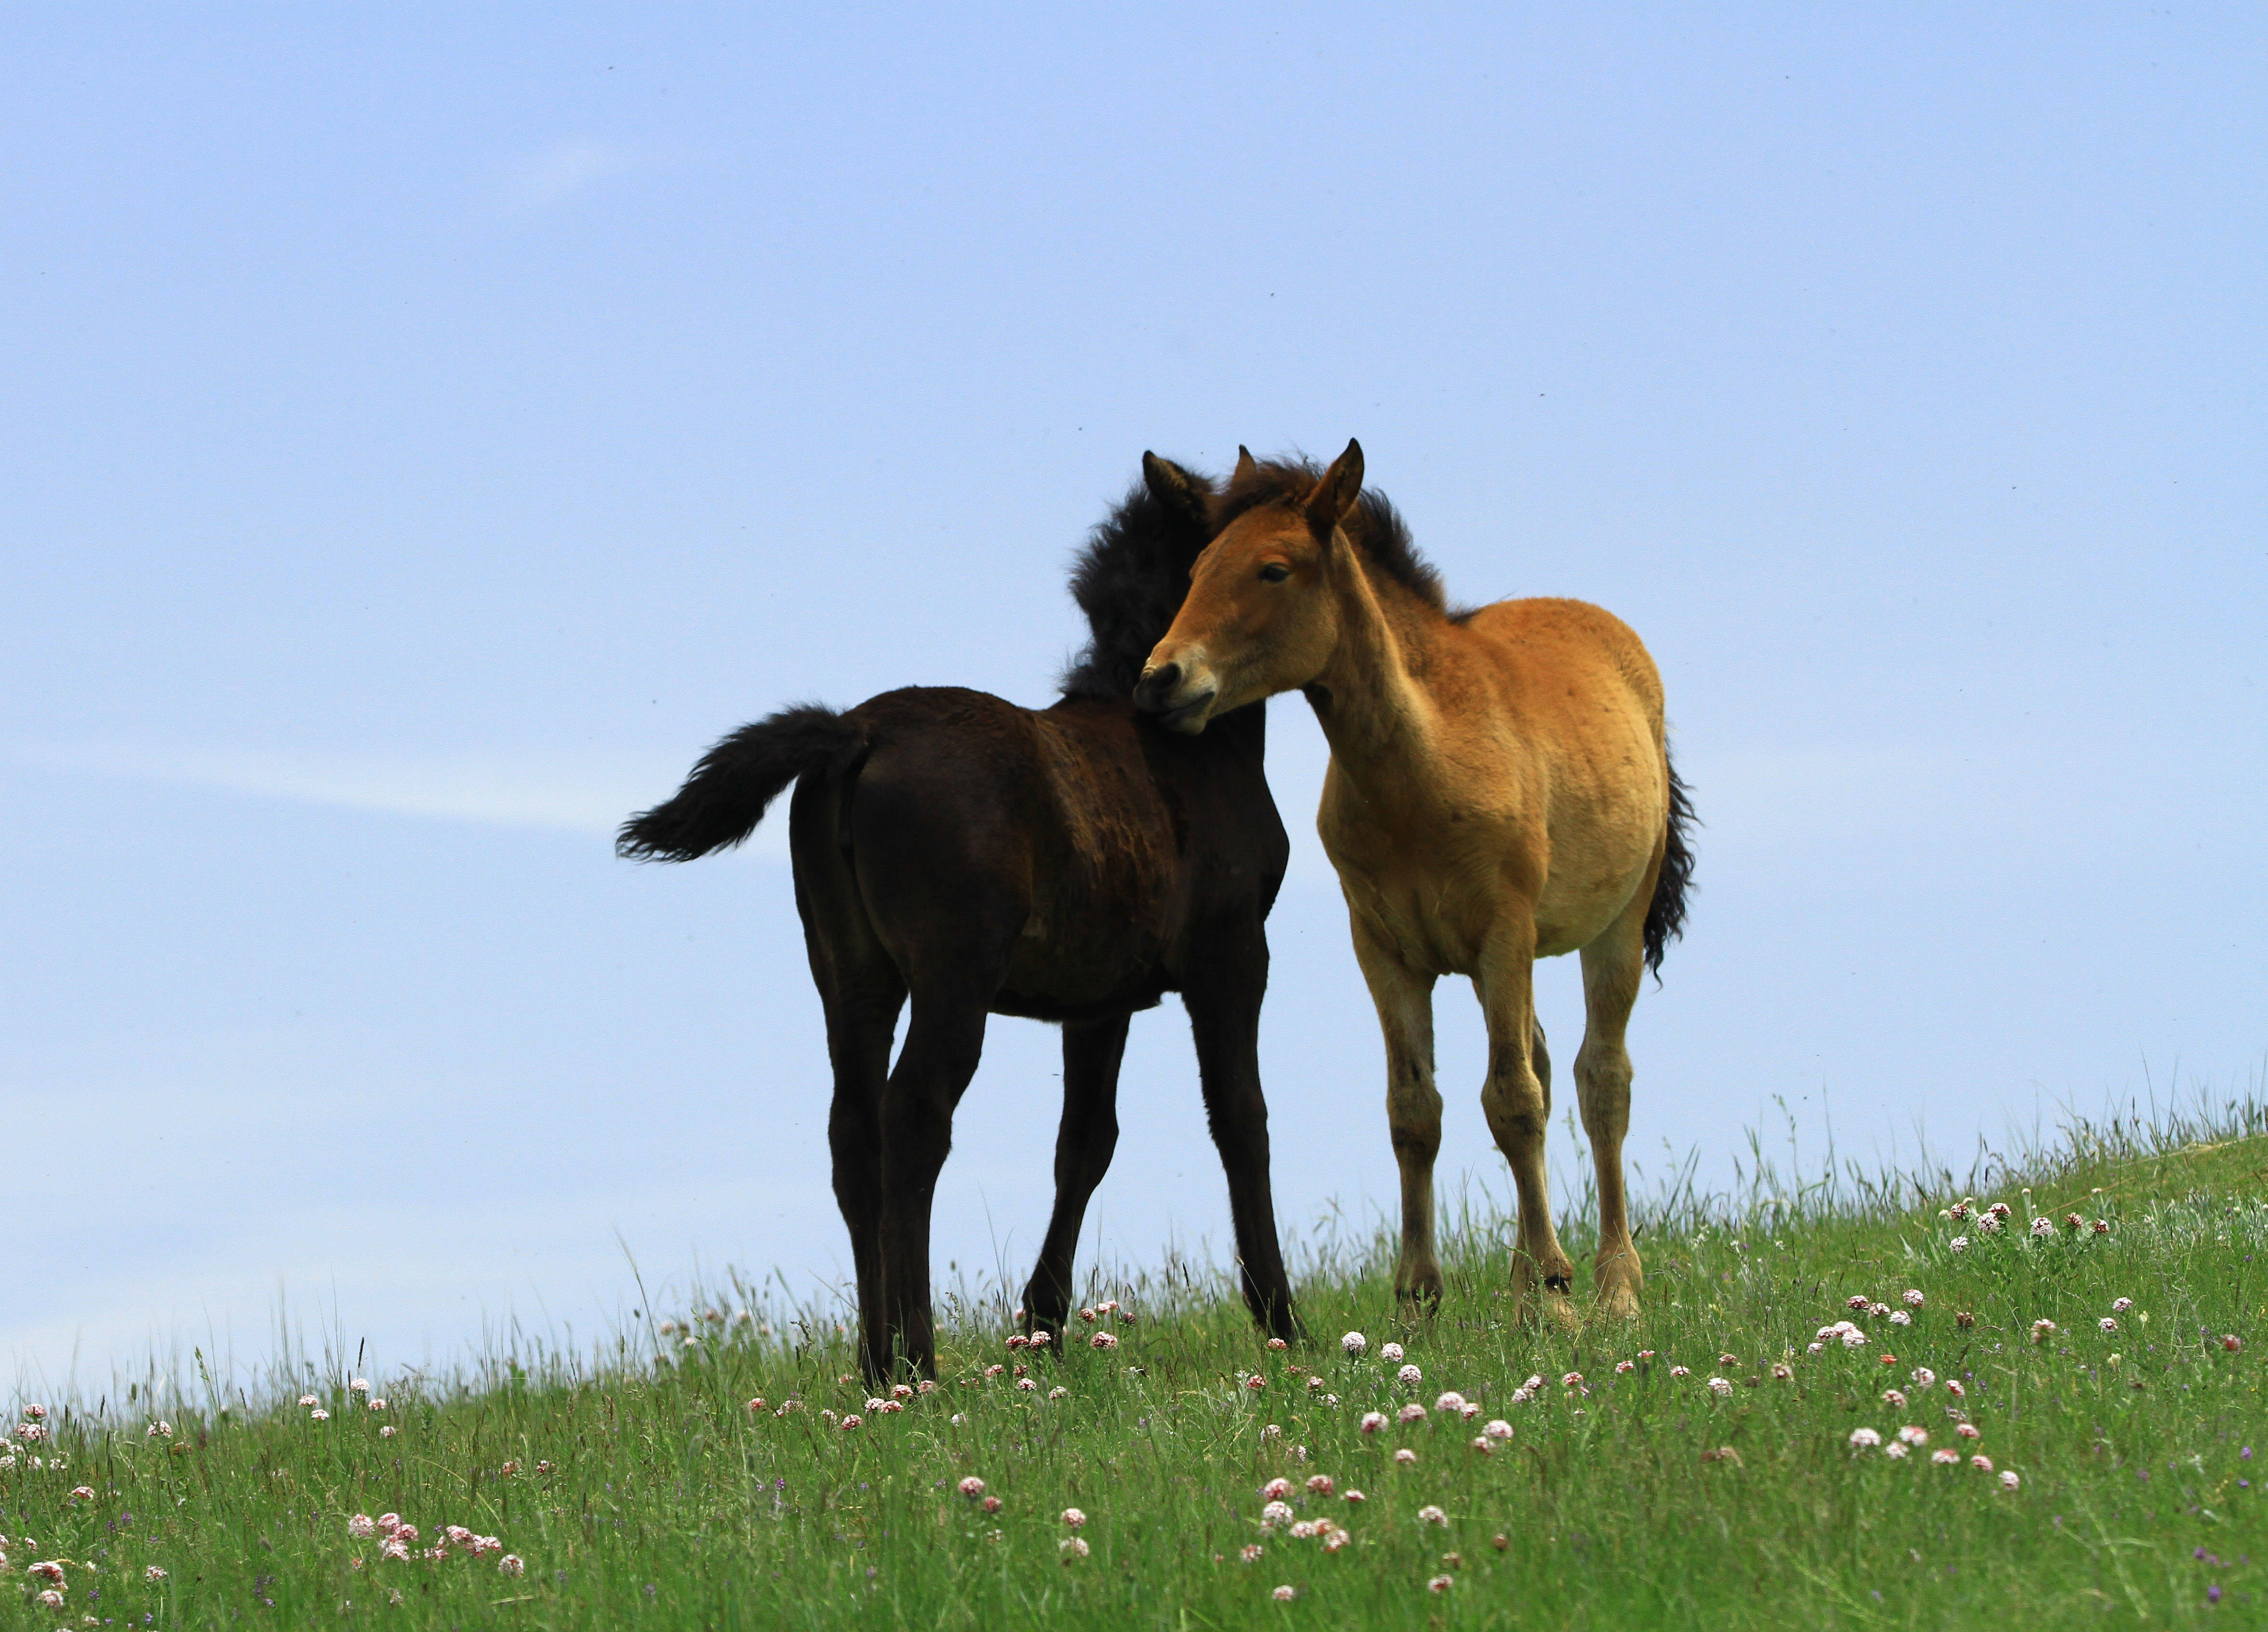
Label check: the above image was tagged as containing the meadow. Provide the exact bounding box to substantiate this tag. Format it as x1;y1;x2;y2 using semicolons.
10;1098;2263;1630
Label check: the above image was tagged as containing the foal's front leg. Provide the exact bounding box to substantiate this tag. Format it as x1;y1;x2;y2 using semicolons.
1350;922;1444;1307
1475;918;1579;1328
1020;1012;1132;1338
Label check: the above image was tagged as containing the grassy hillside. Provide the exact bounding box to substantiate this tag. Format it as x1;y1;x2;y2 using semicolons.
10;1106;2264;1629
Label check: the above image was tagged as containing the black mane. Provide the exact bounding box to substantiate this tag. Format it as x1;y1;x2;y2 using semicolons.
1215;455;1448;613
1059;463;1220;701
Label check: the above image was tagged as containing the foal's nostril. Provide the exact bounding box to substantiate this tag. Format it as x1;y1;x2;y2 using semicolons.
1136;662;1182;710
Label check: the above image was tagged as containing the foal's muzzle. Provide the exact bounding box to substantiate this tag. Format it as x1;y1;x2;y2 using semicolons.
1134;662;1215;732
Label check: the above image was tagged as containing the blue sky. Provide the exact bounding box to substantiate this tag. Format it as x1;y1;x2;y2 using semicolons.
3;5;2261;1398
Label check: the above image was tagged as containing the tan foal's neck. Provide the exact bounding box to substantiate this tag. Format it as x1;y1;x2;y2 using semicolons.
1304;547;1449;788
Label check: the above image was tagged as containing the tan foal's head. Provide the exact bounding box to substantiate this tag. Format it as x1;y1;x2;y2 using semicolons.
1134;439;1365;733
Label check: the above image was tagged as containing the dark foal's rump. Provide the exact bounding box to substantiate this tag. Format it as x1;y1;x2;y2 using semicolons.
619;457;1298;1380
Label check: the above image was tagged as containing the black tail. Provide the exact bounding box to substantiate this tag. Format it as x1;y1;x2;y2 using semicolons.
617;703;864;861
1642;747;1697;977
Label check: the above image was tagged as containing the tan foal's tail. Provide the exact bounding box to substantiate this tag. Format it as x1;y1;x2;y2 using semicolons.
1642;748;1696;976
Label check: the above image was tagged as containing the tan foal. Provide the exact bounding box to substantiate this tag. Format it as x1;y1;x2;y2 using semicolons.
1134;441;1693;1322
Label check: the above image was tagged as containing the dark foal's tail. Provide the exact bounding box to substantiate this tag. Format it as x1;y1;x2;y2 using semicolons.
1641;748;1697;977
617;703;865;861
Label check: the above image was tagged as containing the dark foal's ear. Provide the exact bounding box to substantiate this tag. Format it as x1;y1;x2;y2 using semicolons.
1233;446;1260;485
1141;451;1204;518
1305;438;1364;538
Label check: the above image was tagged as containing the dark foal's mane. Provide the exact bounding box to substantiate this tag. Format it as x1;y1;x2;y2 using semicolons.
1215;455;1453;616
1059;466;1220;702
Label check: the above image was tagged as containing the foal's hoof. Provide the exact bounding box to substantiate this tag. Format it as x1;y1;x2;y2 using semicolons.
1593;1283;1642;1322
1394;1272;1445;1313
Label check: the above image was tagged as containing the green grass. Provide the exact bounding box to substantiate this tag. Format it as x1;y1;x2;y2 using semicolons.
13;1100;2266;1629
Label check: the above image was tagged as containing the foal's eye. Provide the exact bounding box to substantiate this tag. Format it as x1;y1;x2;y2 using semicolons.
1257;563;1291;584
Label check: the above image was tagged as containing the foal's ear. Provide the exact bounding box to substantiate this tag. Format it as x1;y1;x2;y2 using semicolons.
1141;451;1204;516
1233;446;1260;484
1305;438;1364;537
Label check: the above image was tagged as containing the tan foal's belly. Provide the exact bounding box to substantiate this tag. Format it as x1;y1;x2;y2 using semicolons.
1327;818;1648;972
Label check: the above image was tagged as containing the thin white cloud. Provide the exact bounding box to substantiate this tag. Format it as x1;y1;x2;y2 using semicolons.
4;741;785;854
500;139;638;211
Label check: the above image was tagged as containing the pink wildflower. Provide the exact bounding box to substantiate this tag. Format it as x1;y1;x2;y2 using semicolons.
1397;1402;1427;1424
1707;1377;1733;1398
1091;1333;1118;1350
499;1554;525;1577
2030;1319;2056;1343
745;1397;768;1414
1030;1331;1051;1348
1903;1290;1925;1308
1848;1294;1872;1310
1971;1454;1994;1473
840;1413;863;1430
1360;1411;1388;1435
1771;1363;1793;1381
1911;1366;1936;1389
1999;1469;2020;1490
1397;1364;1423;1386
1245;1374;1267;1392
1272;1584;1297;1601
1016;1378;1038;1393
891;1383;914;1400
1956;1423;1981;1440
1006;1334;1029;1350
1897;1425;1929;1446
1262;1478;1293;1501
1323;1528;1351;1552
2100;1318;2119;1333
1428;1574;1455;1593
2029;1216;2054;1238
1668;1365;1690;1379
1267;1337;1288;1351
1885;1442;1910;1460
1341;1332;1367;1355
379;1425;397;1439
1483;1419;1513;1441
2111;1297;2133;1313
1306;1474;1334;1496
1061;1507;1087;1529
1046;1386;1067;1401
367;1398;387;1412
1418;1504;1448;1526
958;1476;986;1498
1945;1379;1967;1399
1615;1360;1635;1375
1060;1537;1089;1559
1435;1391;1467;1414
2223;1334;2244;1353
1931;1448;1960;1465
1848;1428;1882;1450
298;1393;319;1408
1262;1501;1295;1527
1394;1448;1417;1466
144;1564;169;1581
36;1589;62;1609
982;1496;1002;1513
1343;1488;1366;1504
349;1515;377;1539
1637;1349;1656;1361
1882;1388;1907;1409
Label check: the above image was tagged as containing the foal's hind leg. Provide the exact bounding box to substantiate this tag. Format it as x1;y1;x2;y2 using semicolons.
1575;886;1651;1319
1020;1012;1132;1339
1350;920;1445;1308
